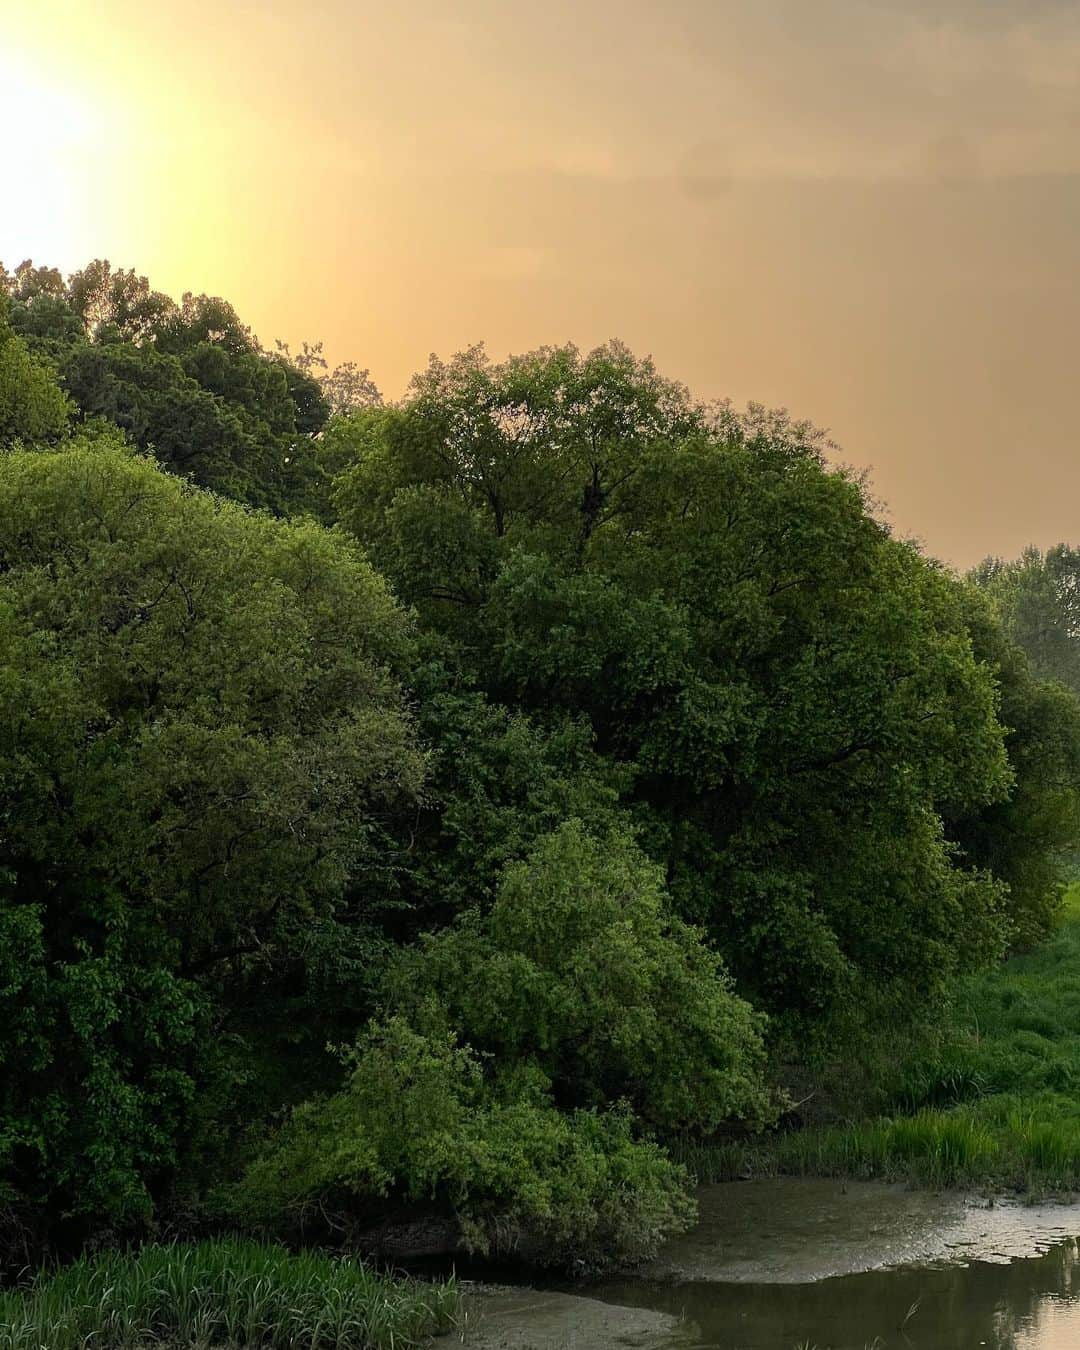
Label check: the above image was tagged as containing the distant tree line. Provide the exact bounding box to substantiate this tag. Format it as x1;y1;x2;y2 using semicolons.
2;260;1080;1270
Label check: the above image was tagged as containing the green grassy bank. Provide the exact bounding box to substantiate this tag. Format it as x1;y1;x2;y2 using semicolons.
0;1239;458;1350
684;885;1080;1193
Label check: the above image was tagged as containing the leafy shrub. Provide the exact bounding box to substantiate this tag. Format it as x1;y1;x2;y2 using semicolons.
388;820;776;1134
225;1018;694;1271
688;896;1080;1192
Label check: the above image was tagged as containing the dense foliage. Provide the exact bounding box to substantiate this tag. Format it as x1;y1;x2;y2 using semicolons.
386;821;773;1133
330;345;1041;1041
947;586;1080;946
0;260;341;512
0;296;70;447
973;546;1080;696
689;886;1080;1194
0;422;420;1252
226;1018;693;1269
3;260;1080;1273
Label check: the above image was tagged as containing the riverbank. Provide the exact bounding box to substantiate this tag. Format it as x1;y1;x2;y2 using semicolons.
7;905;1079;1350
683;886;1080;1195
460;1177;1080;1350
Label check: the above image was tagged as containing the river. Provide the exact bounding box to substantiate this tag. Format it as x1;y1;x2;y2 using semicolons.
462;1178;1080;1349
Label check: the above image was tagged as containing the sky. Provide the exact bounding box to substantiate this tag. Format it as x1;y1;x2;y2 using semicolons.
2;0;1079;568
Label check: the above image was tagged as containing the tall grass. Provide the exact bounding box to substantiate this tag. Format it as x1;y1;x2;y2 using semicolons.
762;1099;1080;1189
0;1238;459;1350
683;885;1080;1193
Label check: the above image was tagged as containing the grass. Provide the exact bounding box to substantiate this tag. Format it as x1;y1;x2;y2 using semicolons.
752;1096;1080;1189
683;883;1080;1193
0;1238;459;1350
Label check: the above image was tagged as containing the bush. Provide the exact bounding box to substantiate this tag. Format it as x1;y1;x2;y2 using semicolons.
225;1018;694;1271
389;821;776;1134
686;893;1080;1192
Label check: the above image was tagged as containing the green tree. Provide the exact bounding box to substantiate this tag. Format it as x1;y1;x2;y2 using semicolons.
377;644;628;931
2;259;332;513
973;546;1080;695
0;296;70;446
57;342;276;501
961;560;1080;941
332;345;1016;1041
65;258;176;343
275;339;378;418
0;436;422;1249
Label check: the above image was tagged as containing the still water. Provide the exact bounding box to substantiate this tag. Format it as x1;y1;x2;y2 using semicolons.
464;1180;1080;1350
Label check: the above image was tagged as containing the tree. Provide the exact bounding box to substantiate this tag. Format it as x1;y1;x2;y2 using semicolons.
367;641;628;933
226;823;770;1269
332;344;1017;1043
65;259;176;343
275;339;380;417
1;260;65;303
333;341;699;583
57;342;278;503
973;546;1080;696
947;584;1080;946
224;1018;694;1271
0;296;70;446
0;436;422;1248
963;552;1080;942
2;259;334;513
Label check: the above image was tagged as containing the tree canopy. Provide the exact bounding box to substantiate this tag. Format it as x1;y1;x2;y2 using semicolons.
3;265;1080;1272
973;545;1080;697
0;433;420;1248
1;259;333;512
330;343;1030;1040
0;296;70;447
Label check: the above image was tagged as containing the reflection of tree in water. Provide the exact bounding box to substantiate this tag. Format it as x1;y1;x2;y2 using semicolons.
592;1238;1080;1349
1000;1239;1080;1350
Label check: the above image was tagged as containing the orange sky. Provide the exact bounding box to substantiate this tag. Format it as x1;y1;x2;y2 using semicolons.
3;0;1080;568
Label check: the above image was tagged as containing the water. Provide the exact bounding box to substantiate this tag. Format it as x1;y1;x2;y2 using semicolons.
463;1180;1080;1349
597;1240;1080;1348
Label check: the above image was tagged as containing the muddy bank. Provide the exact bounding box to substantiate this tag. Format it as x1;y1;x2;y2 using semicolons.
460;1288;694;1350
637;1177;1080;1283
458;1179;1080;1350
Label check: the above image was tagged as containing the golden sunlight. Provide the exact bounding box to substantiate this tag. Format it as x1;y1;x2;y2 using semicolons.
0;55;109;266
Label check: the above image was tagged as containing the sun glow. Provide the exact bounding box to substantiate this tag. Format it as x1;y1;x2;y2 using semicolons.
0;55;111;269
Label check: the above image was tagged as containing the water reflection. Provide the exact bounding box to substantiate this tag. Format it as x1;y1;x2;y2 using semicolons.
463;1182;1080;1350
594;1238;1080;1349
